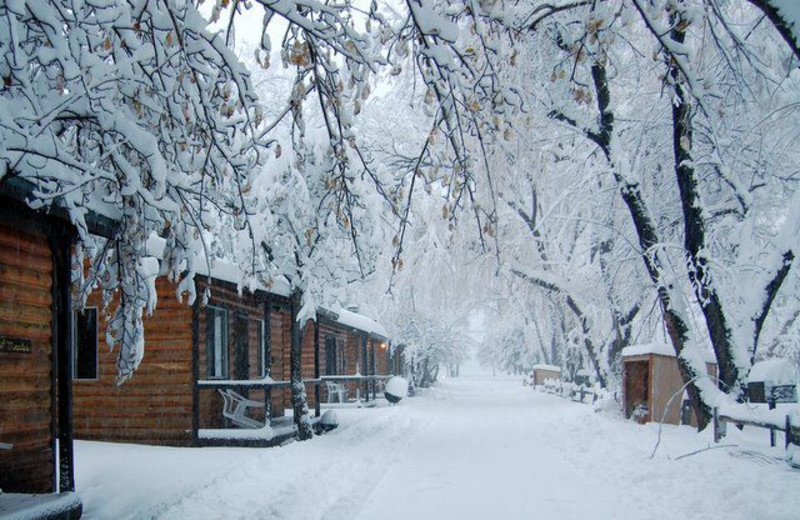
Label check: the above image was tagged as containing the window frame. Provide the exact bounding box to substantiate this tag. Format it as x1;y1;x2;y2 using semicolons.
254;318;268;378
206;305;229;379
324;334;337;376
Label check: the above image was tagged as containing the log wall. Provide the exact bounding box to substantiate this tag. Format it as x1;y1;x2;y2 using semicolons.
73;277;195;446
0;221;55;493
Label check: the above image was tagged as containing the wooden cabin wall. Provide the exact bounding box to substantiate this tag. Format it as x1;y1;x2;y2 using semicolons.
0;221;56;493
267;300;291;417
73;277;194;446
532;368;561;386
301;319;317;410
196;278;267;430
651;356;717;426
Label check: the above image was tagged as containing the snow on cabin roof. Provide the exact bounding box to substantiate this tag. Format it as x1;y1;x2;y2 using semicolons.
144;234;291;298
532;364;561;372
334;308;389;340
621;342;716;363
747;359;798;386
621;342;675;358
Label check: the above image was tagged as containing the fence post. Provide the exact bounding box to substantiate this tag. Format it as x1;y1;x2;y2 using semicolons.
787;415;798;449
767;397;776;447
713;407;721;443
580;387;585;403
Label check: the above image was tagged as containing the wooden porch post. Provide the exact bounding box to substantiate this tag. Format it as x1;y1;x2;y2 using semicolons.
50;219;75;492
314;318;320;417
263;294;272;418
191;298;200;446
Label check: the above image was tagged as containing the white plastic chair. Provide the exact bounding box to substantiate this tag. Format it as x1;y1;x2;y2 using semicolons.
325;381;348;403
218;388;264;429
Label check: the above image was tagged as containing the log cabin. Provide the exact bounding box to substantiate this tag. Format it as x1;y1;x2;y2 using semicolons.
314;307;392;406
71;260;299;447
0;178;114;519
72;238;394;446
621;342;717;426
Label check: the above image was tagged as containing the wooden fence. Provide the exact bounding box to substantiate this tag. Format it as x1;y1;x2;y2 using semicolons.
713;407;800;449
539;380;607;405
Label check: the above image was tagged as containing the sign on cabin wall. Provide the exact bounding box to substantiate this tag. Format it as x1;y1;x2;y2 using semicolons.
0;336;33;354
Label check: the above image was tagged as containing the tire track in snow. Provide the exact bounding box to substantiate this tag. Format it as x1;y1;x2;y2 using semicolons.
134;403;430;520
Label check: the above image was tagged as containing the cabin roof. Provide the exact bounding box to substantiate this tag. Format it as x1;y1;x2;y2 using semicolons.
1;176;119;238
532;364;561;372
621;342;716;363
330;308;389;340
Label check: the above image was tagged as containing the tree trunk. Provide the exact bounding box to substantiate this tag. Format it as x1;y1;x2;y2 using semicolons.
745;0;800;62
669;16;741;398
589;58;711;427
290;288;313;441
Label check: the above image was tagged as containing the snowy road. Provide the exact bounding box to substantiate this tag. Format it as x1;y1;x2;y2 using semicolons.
77;374;800;520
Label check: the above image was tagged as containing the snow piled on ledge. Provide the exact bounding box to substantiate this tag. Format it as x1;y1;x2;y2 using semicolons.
747;358;798;385
621;342;716;363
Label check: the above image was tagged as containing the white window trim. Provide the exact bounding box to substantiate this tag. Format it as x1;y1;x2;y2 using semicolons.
254;318;268;378
207;305;229;379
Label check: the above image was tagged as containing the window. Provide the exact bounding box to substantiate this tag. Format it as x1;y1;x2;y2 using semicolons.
234;313;249;380
73;308;98;380
254;319;268;377
325;335;337;375
206;306;228;379
336;339;345;374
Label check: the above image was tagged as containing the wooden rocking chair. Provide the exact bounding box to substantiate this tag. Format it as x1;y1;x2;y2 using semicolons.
218;388;264;429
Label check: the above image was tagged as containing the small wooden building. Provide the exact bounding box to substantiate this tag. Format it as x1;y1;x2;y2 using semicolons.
72;263;297;447
0;179;113;518
531;364;562;386
746;358;798;404
316;307;392;403
72;240;394;446
621;343;717;425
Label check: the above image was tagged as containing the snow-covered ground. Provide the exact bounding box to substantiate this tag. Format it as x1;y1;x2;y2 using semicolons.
76;373;800;520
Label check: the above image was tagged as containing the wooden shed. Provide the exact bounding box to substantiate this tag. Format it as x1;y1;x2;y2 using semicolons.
531;364;562;386
0;179;113;519
621;343;717;425
746;359;798;404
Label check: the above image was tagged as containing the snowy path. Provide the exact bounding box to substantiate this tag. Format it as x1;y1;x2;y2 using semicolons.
76;375;800;520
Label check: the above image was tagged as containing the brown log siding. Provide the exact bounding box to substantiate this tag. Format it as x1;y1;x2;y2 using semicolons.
0;222;55;493
73;277;195;446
